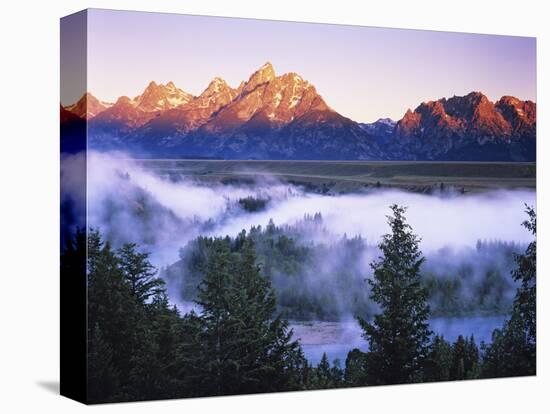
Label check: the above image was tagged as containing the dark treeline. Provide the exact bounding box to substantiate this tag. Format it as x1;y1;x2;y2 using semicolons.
166;213;522;320
61;206;536;403
237;195;271;212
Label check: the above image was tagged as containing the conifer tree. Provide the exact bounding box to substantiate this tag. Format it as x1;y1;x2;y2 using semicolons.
481;206;536;378
192;236;302;396
148;293;185;395
175;310;206;397
344;348;368;386
465;335;480;379
315;353;332;389
117;243;165;304
450;335;479;380
87;230;140;402
286;348;310;390
61;228;86;277
424;335;452;382
88;325;119;403
85;230;190;401
358;205;432;385
329;359;344;387
511;206;536;346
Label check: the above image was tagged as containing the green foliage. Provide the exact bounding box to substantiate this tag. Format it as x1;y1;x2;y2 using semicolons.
449;335;479;380
88;325;119;402
117;243;165;303
358;205;432;385
187;235;305;396
314;353;332;388
84;230;183;402
424;335;453;382
61;203;536;402
87;231;140;401
71;229;308;402
61;228;86;278
481;206;536;378
167;216;520;320
166;215;373;320
308;353;344;389
512;205;536;345
238;195;270;212
424;334;480;382
344;349;368;386
422;240;521;316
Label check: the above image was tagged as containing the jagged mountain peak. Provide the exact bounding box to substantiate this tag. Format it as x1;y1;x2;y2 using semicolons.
132;80;193;112
65;91;111;119
116;96;133;105
80;65;535;162
198;64;334;134
258;61;275;75
201;77;232;97
393;91;536;160
243;62;276;93
495;95;536;134
496;95;536;113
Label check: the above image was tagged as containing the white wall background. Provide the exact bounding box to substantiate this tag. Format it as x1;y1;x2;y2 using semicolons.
0;0;547;412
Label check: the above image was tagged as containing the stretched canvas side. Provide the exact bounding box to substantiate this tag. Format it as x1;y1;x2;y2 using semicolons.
60;9;88;404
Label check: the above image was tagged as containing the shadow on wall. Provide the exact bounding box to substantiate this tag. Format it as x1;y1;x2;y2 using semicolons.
36;381;59;395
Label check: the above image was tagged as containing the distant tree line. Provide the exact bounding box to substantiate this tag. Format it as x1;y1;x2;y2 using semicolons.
61;206;535;403
166;214;522;320
237;195;270;212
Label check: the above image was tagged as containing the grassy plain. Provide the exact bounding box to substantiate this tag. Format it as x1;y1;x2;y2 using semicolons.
135;159;536;193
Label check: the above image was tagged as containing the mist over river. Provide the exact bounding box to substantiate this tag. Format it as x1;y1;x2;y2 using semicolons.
60;152;536;366
78;152;536;266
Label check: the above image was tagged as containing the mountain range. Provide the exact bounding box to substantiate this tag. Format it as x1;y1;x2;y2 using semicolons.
61;62;536;161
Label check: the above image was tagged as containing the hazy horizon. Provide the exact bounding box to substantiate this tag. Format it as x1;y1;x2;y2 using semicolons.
62;9;536;123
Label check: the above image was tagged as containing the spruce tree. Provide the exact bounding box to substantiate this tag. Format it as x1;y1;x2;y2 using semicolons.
481;206;536;378
314;353;332;389
192;236;303;396
424;335;452;382
61;228;86;277
148;294;186;397
465;335;480;379
86;230;192;401
357;205;432;385
87;230;139;402
329;359;344;387
88;325;119;403
511;205;536;346
344;348;368;386
117;243;165;304
175;310;206;397
286;349;310;390
450;335;479;380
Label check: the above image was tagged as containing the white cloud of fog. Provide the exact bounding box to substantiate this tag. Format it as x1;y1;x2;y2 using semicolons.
84;151;535;267
217;189;535;252
60;152;87;241
63;151;536;349
86;151;300;264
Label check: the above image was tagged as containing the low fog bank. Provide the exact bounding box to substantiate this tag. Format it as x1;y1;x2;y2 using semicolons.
85;151;299;265
60;152;87;245
214;188;535;252
84;152;534;257
72;151;535;319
